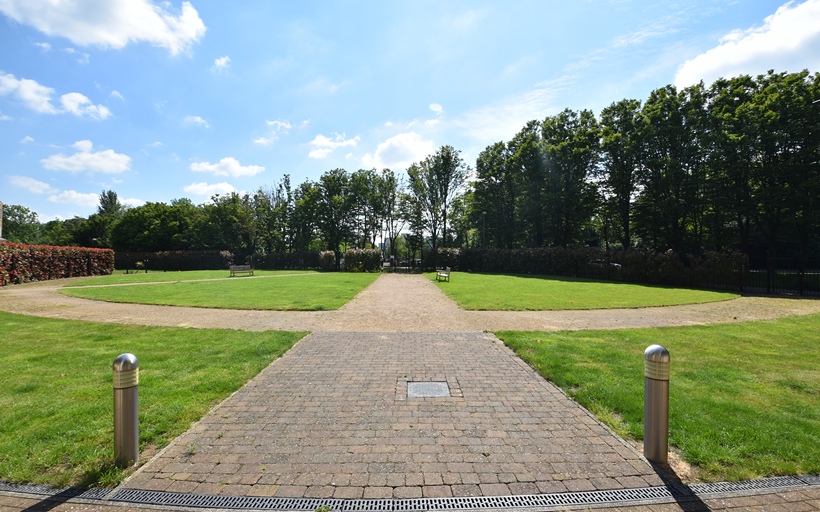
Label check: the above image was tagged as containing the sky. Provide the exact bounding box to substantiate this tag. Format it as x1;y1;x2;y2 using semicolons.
2;0;820;221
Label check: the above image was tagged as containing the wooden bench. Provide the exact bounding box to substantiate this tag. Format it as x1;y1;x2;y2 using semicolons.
229;265;254;277
436;266;451;282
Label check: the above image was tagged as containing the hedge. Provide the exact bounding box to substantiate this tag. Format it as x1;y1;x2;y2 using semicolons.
115;250;233;271
251;251;321;270
343;248;382;272
422;246;746;291
0;241;114;286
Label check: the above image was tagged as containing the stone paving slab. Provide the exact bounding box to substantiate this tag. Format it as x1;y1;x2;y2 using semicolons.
122;331;663;499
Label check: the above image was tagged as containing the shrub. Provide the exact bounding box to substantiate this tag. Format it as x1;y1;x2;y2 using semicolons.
114;250;233;271
319;250;336;271
343;248;382;272
0;242;114;286
250;251;321;270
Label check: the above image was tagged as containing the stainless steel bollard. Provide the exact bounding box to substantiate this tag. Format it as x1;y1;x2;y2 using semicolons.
644;344;670;464
113;353;139;467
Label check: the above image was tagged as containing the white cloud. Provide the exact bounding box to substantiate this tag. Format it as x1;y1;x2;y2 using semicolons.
183;181;236;196
34;41;51;51
183;115;209;127
212;55;231;73
60;92;111;119
0;72;110;118
111;90;124;101
47;190;99;207
0;111;10;121
429;103;443;114
308;133;360;159
0;0;206;56
253;119;292;145
361;132;435;171
9;175;58;194
190;157;264;177
41;140;131;174
0;72;58;113
675;0;820;88
121;197;145;207
63;46;90;64
20;135;34;143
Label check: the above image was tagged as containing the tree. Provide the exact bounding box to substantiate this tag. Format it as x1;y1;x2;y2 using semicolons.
407;145;469;262
474;141;518;248
509;121;548;247
599;99;642;249
379;169;406;260
314;169;353;267
541;108;601;246
1;204;40;243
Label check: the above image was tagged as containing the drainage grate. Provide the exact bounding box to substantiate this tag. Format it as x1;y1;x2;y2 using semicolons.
2;475;817;511
0;481;109;500
111;486;682;510
690;475;805;496
407;381;450;398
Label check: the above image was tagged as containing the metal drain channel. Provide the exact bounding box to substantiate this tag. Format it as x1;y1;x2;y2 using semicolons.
111;486;681;510
1;476;817;511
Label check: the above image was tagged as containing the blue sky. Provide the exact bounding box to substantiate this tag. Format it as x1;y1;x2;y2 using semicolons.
2;0;820;221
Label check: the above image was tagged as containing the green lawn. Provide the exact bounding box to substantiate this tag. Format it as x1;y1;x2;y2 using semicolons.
497;313;820;482
60;272;379;310
0;311;305;487
429;272;738;310
65;269;316;287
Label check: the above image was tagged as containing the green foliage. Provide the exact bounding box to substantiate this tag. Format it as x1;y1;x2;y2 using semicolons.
0;310;304;486
498;314;820;481
343;248;382;272
1;204;41;244
319;250;336;271
0;242;114;286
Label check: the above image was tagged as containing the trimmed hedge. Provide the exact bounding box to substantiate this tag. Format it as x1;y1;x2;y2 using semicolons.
343;248;382;272
422;246;746;291
319;251;336;271
115;250;233;271
251;251;321;270
0;242;114;286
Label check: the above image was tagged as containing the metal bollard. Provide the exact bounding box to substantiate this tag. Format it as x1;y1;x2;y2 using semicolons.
644;344;670;464
113;353;139;467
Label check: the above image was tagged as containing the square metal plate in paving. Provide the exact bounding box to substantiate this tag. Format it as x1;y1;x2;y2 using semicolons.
407;381;451;398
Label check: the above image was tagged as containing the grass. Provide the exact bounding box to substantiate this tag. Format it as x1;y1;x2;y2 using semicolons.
0;311;306;488
64;269;316;287
497;313;820;482
60;272;380;310
428;272;738;310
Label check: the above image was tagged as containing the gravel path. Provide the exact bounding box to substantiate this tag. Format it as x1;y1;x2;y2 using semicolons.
0;273;818;332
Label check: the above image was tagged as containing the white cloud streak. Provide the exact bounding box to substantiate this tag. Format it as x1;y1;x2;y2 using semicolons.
184;181;237;196
253;119;292;145
9;175;58;194
47;190;99;207
361;132;435;171
0;72;110;118
41;140;131;174
0;0;206;56
212;55;231;73
308;133;360;159
675;0;820;88
183;115;209;127
190;157;264;177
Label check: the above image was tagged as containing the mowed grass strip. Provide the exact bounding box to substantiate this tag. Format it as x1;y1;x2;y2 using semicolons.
428;272;738;310
0;311;306;488
497;313;820;482
65;269;316;287
60;272;380;310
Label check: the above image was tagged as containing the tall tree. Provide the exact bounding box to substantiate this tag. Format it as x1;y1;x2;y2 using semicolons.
474;141;518;248
599;99;642;249
509;121;548;247
1;204;41;243
541;108;601;246
315;168;353;267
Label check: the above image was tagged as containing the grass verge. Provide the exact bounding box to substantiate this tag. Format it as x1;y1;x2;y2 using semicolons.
497;313;820;481
65;269;316;287
0;311;306;487
60;272;380;310
429;272;738;310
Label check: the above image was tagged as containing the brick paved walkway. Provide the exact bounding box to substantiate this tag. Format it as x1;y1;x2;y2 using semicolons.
123;332;663;499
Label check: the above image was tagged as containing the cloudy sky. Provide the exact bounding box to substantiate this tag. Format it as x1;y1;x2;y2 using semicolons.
2;0;819;220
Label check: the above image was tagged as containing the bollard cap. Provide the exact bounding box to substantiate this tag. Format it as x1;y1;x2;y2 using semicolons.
113;353;139;389
644;345;670;381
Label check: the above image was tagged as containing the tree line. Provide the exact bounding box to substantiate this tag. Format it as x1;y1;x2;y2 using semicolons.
3;70;818;268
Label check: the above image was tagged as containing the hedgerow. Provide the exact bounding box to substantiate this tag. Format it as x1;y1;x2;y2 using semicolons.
0;242;114;286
